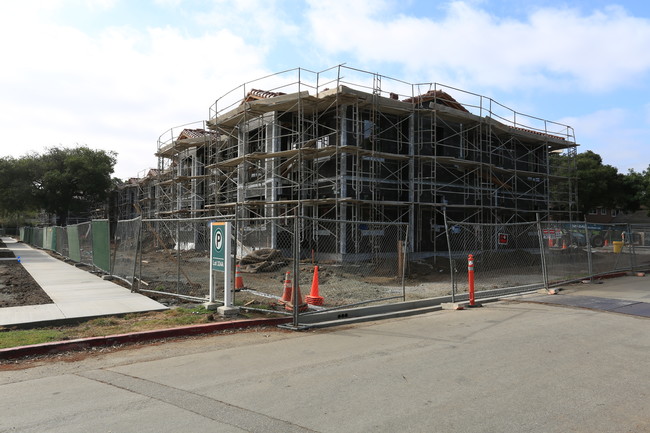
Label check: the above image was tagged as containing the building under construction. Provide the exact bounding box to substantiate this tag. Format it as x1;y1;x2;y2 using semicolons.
115;66;578;254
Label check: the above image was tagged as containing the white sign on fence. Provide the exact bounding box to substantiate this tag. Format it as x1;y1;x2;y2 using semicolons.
542;228;562;239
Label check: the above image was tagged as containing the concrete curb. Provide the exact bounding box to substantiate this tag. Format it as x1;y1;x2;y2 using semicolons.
0;317;292;360
3;270;646;360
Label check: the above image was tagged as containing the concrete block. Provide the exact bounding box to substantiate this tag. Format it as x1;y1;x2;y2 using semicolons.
537;288;559;295
441;302;466;310
217;306;240;317
203;302;221;311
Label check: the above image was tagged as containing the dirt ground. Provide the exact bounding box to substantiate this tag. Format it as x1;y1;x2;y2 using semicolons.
136;245;457;308
0;240;53;308
4;235;647;311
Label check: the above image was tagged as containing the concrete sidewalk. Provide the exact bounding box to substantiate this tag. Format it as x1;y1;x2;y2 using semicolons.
0;237;166;327
517;274;650;317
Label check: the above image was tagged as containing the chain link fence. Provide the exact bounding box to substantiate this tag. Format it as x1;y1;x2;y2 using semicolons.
77;221;94;267
302;218;409;309
445;220;545;298
542;222;648;281
17;216;650;323
20;221;111;274
112;217;142;286
228;216;295;307
54;226;69;258
442;218;650;302
231;217;408;314
134;216;408;312
137;216;218;301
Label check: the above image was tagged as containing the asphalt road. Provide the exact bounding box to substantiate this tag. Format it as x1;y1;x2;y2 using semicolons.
1;287;649;432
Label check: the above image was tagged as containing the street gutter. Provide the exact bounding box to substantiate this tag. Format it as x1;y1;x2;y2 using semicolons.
0;317;292;360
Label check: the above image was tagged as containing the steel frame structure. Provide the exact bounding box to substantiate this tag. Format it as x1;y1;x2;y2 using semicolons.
114;66;578;255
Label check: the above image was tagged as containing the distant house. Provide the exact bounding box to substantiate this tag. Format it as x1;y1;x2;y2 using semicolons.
586;206;650;225
584;206;650;247
585;207;621;224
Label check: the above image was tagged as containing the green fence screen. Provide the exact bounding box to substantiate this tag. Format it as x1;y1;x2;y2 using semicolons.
67;225;81;262
44;227;56;251
91;220;111;273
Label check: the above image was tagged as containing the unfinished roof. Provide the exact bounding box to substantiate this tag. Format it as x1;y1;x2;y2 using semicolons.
510;126;565;141
157;128;220;157
241;89;287;104
177;128;219;140
402;90;470;113
208;90;313;129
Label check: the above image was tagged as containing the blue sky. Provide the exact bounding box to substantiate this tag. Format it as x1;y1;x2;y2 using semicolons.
1;0;649;179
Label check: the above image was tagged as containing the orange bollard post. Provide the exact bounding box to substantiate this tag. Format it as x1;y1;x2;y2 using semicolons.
467;254;481;308
305;266;324;306
468;254;475;306
234;264;245;291
279;271;292;305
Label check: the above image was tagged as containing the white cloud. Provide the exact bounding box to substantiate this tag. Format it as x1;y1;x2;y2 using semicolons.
561;108;649;173
153;0;183;7
1;1;647;179
196;0;301;51
0;2;271;179
305;1;650;93
84;0;118;10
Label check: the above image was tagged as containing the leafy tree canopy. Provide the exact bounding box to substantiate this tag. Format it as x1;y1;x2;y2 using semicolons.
624;165;650;214
0;156;37;213
0;146;116;226
575;150;649;216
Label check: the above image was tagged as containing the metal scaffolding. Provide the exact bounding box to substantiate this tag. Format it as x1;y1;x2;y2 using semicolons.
114;65;578;255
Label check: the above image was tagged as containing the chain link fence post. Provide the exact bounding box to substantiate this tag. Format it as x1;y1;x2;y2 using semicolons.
584;219;593;281
627;223;637;271
443;210;456;303
292;214;300;328
536;214;549;291
400;232;408;302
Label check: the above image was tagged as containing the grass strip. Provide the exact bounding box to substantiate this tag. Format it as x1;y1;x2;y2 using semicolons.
0;305;272;349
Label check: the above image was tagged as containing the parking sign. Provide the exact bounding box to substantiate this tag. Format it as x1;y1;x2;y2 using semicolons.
211;222;230;271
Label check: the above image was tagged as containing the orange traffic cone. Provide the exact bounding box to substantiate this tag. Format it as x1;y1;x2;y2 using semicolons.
562;240;567;249
279;271;292;305
548;238;554;248
235;264;245;291
604;239;609;247
305;266;324;306
285;283;308;312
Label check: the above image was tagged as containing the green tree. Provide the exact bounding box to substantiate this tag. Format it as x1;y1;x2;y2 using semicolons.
0;146;116;226
548;151;577;218
0;156;39;218
575;151;640;216
624;165;650;215
33;147;116;226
